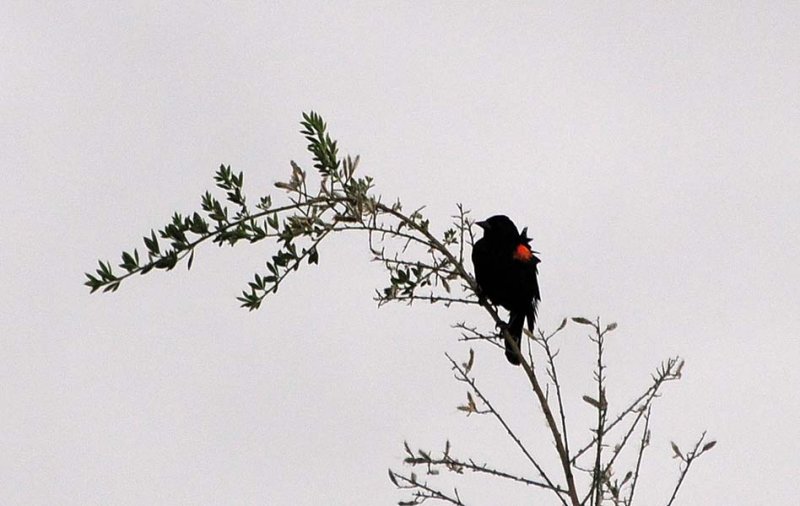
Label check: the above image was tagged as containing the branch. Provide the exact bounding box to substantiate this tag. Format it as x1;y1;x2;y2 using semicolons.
589;318;608;506
666;432;716;506
572;357;683;463
389;469;466;505
626;406;651;505
532;318;572;479
401;441;567;493
446;353;568;503
453;323;503;349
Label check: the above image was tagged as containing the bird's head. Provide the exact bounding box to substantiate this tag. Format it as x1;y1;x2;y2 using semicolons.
477;215;540;261
476;215;519;239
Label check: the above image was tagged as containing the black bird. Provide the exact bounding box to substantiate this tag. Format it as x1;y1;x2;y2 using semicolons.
472;215;541;365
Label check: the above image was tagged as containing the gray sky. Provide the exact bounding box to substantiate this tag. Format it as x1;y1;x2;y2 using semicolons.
3;2;798;504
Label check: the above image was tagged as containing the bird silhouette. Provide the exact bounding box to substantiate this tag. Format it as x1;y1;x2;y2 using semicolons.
472;215;541;365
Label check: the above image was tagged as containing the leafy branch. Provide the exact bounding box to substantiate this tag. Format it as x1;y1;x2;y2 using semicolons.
85;112;714;505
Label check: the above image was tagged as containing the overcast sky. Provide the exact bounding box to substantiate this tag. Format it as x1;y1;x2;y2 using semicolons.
3;2;798;505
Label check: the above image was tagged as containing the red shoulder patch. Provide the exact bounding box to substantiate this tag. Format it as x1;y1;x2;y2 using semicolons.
513;243;533;262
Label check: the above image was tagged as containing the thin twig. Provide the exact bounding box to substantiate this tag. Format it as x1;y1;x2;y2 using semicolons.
390;471;466;505
666;432;711;506
626;406;651;505
573;357;682;463
404;453;567;493
589;320;608;506
446;354;568;503
534;326;571;479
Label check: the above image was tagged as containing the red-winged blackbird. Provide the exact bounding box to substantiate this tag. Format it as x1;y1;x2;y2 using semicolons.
472;215;541;365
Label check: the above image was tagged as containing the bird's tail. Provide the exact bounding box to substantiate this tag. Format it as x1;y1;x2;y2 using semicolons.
526;300;538;335
505;303;538;366
505;312;525;366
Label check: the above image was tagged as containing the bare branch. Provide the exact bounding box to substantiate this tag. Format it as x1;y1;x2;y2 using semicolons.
389;469;466;505
666;432;715;506
446;353;567;504
573;357;683;463
626;406;651;505
402;441;568;494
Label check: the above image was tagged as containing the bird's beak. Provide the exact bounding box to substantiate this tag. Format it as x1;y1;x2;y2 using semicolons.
476;221;488;230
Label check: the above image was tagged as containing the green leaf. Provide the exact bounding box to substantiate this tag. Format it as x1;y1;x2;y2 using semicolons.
120;251;138;271
97;260;115;281
190;212;209;234
102;281;120;293
582;395;602;408
622;471;633;485
84;273;101;293
702;441;717;452
671;441;683;459
154;251;178;270
258;195;272;210
144;230;160;255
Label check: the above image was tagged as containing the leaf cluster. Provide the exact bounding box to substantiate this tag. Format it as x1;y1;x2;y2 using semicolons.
86;112;481;315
